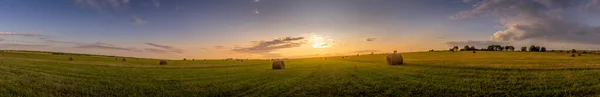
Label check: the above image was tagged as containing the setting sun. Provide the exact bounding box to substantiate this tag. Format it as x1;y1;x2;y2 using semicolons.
309;34;331;48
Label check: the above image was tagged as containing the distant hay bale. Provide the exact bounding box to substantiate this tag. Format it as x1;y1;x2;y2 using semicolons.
122;58;126;61
68;57;73;61
183;58;187;61
159;60;168;65
386;51;403;65
473;51;476;53
272;60;285;69
578;53;582;56
571;53;576;57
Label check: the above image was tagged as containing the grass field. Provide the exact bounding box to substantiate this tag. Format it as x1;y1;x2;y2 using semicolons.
2;51;600;96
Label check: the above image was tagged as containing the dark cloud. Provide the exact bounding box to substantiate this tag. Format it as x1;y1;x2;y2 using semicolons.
144;43;183;53
232;37;306;53
451;0;600;44
352;50;379;53
365;37;376;42
76;42;141;52
446;40;509;47
214;45;225;49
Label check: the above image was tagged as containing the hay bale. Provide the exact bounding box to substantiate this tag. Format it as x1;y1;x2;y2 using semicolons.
122;58;126;61
386;51;403;65
159;60;168;65
473;51;476;53
272;60;285;69
183;58;187;61
571;53;576;57
578;53;582;56
68;57;73;61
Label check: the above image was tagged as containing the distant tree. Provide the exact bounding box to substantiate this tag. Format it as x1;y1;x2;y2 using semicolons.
540;47;547;52
453;46;459;51
487;45;495;51
521;47;527;51
464;45;470;51
470;46;476;51
505;46;515;51
571;49;577;53
496;45;504;51
529;45;540;52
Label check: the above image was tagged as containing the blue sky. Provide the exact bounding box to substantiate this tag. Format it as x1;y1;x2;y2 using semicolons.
1;0;599;59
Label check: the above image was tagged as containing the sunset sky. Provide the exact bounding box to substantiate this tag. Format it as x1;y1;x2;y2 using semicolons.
1;0;600;59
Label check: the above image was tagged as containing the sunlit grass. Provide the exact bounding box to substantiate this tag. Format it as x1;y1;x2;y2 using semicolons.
1;51;600;96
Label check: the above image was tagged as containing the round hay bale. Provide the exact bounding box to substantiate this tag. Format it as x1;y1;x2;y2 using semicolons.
578;53;582;56
272;60;285;69
68;57;73;61
473;51;476;53
386;51;403;65
122;58;127;62
159;60;168;65
571;53;576;57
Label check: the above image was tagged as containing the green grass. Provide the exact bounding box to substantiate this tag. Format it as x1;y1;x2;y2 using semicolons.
2;51;600;96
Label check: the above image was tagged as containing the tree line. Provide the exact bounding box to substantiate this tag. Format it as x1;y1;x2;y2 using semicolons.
449;45;548;52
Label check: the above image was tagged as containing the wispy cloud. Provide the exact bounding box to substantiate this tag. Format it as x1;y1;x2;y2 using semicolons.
144;43;183;53
253;9;260;14
130;16;146;25
0;43;50;47
0;32;48;37
214;45;225;49
76;42;142;52
365;37;376;42
74;0;130;11
45;40;81;44
232;37;306;53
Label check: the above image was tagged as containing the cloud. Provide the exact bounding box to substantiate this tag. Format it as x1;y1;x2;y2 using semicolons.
253;9;260;14
0;43;50;47
45;40;81;44
446;40;509;47
365;37;376;42
74;0;130;11
0;32;48;37
199;48;208;50
254;0;260;3
130;16;146;25
232;37;306;53
75;0;160;11
352;50;379;53
143;48;168;53
144;43;183;53
451;0;600;44
76;42;141;52
152;0;160;7
214;45;225;49
585;0;600;13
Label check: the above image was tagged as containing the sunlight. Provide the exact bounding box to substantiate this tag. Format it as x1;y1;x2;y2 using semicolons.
309;34;331;48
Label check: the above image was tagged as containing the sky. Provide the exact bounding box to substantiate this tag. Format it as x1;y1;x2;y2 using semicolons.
0;0;600;59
